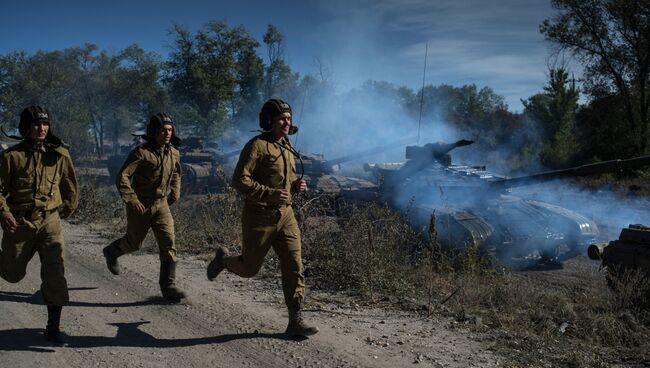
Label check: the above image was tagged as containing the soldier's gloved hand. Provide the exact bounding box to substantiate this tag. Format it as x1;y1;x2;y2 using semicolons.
59;206;73;219
270;189;289;204
1;212;17;233
131;201;146;215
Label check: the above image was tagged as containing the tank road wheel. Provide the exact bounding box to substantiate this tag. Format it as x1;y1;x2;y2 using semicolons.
539;246;561;264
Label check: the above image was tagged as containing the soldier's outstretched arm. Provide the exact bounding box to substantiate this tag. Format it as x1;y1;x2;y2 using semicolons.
59;152;78;218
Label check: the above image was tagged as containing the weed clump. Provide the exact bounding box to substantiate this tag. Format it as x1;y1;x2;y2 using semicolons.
301;201;425;302
172;190;242;254
72;182;123;224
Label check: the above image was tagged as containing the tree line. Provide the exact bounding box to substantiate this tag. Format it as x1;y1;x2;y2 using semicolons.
0;22;307;157
0;0;647;172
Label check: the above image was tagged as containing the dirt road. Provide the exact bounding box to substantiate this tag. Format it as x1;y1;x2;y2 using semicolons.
0;222;500;368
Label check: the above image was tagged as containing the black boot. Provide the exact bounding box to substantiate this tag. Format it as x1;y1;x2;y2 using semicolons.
44;306;67;346
285;306;319;337
159;260;187;301
102;240;124;275
206;247;226;281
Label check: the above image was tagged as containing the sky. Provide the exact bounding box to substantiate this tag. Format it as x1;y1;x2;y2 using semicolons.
0;0;561;111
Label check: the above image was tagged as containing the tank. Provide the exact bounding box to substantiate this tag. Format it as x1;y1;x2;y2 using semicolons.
298;151;379;201
588;224;650;283
295;138;417;202
106;136;238;194
179;137;235;194
365;139;650;262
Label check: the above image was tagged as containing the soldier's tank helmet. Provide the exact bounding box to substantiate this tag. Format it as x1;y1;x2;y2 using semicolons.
259;98;298;135
19;105;52;137
146;112;181;146
17;105;65;146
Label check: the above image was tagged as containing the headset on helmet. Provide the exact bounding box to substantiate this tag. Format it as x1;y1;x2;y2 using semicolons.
259;98;298;135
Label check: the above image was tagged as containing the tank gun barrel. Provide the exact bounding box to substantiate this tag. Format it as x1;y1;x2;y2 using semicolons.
490;155;650;190
215;149;241;161
324;135;418;167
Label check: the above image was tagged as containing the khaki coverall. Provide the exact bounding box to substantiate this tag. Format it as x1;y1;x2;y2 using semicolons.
115;142;181;261
228;133;304;308
0;140;78;306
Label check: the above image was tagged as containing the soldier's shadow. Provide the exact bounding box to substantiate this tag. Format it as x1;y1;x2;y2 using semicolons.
0;287;168;308
0;321;303;352
0;328;59;352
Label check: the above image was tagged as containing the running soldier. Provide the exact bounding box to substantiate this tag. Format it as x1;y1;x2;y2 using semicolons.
102;113;186;302
0;106;78;345
207;99;318;337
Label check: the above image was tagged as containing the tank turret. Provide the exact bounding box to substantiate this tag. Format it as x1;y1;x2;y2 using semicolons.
405;139;474;165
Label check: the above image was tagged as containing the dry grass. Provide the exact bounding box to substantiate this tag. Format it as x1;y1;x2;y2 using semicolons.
299;200;425;302
72;181;123;225
76;185;650;367
171;190;242;255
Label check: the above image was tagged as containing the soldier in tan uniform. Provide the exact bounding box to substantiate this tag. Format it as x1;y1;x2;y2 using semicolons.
102;113;186;301
0;106;78;345
207;98;318;337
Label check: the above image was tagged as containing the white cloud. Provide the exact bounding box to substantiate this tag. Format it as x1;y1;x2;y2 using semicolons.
307;0;558;110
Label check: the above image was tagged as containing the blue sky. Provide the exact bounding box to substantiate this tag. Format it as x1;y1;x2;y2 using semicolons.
0;0;559;111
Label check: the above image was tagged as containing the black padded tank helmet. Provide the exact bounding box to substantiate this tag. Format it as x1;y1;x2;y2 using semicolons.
146;112;181;147
258;98;298;135
19;105;52;137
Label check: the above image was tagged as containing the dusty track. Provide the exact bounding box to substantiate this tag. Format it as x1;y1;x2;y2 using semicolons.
0;222;499;368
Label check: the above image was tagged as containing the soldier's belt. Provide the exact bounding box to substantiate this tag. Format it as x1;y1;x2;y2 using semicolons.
11;208;57;221
245;202;292;209
137;196;167;206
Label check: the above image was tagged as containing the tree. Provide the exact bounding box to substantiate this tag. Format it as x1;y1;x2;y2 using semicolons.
574;94;635;160
232;45;264;125
166;21;262;137
262;25;300;101
523;68;580;167
446;84;507;130
0;46;94;155
541;0;650;153
79;45;164;156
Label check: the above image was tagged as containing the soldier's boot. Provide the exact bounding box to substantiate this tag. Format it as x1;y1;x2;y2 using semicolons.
159;260;187;301
102;240;124;275
206;247;226;281
285;306;319;337
44;306;68;346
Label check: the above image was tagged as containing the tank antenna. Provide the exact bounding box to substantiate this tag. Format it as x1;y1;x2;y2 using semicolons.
293;87;309;148
417;43;428;145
